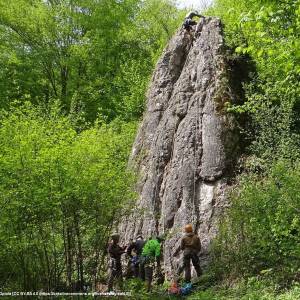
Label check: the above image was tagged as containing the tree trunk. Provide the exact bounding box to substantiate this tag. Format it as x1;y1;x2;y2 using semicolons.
74;211;84;291
60;65;68;106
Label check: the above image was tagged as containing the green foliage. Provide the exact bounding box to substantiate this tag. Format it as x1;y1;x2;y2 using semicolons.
207;0;300;290
0;102;136;290
211;161;300;281
188;278;300;300
0;0;183;122
209;0;300;167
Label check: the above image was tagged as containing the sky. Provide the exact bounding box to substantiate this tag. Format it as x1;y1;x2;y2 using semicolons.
176;0;214;10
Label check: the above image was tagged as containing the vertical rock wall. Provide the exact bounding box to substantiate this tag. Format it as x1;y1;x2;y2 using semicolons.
120;18;239;276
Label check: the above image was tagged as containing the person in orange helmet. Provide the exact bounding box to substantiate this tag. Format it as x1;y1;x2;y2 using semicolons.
178;224;202;283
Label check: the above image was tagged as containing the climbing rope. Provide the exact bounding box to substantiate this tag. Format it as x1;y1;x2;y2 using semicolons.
191;21;204;231
192;91;200;230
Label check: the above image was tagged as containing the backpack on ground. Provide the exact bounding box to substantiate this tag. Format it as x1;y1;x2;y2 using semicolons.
180;282;193;295
168;281;180;295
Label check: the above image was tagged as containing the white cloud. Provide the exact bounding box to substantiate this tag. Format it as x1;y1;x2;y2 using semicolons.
176;0;214;10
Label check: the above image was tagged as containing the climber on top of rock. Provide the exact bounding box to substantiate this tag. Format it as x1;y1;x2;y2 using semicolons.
182;10;204;31
178;224;202;283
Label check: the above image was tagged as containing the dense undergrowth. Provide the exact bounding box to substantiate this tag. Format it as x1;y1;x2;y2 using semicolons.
189;278;300;300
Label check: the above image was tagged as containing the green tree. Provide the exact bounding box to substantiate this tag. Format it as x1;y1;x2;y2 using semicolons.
0;102;136;290
0;0;184;122
210;0;300;166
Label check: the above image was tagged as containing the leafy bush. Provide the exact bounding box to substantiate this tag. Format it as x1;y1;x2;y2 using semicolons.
0;102;136;290
209;0;300;168
188;278;300;300
211;161;300;282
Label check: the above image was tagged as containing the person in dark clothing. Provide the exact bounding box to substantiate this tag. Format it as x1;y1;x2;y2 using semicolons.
126;235;145;278
127;235;145;257
178;224;202;283
107;233;125;292
182;10;203;31
124;238;134;279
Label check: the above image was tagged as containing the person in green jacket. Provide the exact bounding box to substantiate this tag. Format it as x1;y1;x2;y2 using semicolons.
140;236;163;292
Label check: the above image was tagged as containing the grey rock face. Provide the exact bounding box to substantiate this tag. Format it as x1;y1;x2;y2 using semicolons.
120;18;239;277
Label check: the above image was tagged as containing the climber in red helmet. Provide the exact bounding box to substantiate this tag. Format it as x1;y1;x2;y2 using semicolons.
182;10;203;31
178;224;202;283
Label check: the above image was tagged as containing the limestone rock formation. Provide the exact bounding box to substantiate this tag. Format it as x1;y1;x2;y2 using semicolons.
120;17;239;276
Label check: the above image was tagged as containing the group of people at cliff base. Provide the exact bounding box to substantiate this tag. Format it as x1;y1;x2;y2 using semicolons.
106;224;202;293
